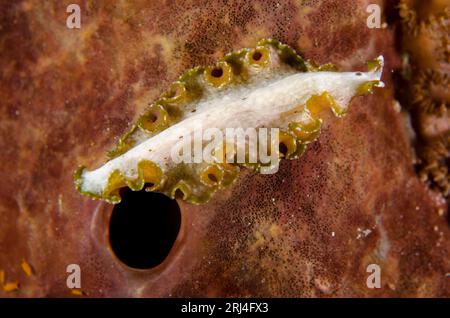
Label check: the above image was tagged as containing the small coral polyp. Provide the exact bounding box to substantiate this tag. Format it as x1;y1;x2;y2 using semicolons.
413;69;450;114
418;133;450;197
399;0;450;35
75;39;384;204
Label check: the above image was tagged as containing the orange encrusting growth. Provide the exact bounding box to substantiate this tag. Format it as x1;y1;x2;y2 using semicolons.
21;260;33;277
3;282;19;292
70;289;84;296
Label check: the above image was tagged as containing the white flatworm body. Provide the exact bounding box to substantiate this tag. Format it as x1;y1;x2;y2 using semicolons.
75;39;384;204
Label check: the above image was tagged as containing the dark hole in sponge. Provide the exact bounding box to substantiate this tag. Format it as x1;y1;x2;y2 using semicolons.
208;173;218;183
174;188;185;200
149;113;158;123
279;142;288;157
252;51;263;61
109;186;181;269
211;67;223;78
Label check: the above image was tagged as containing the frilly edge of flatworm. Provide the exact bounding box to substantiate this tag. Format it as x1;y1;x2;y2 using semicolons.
74;39;384;204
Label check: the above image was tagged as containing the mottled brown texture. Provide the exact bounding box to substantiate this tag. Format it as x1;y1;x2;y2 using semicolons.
0;0;448;297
